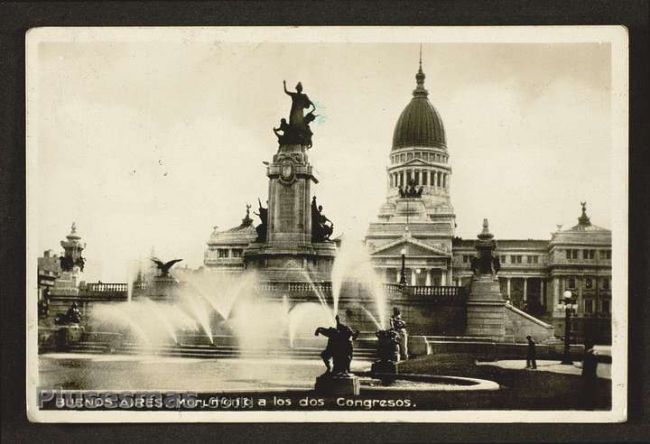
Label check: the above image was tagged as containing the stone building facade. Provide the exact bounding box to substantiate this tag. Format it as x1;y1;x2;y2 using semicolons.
204;207;257;272
204;60;612;342
363;61;612;342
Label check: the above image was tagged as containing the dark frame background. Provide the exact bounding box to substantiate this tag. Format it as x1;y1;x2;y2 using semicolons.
1;1;648;442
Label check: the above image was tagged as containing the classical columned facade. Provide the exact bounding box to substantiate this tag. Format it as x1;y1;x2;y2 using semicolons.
366;59;456;291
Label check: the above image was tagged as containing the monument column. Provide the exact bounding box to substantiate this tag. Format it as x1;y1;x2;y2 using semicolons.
465;219;507;341
506;277;511;299
523;278;528;302
244;80;337;284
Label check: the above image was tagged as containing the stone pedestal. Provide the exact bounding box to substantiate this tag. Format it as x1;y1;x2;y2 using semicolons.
371;360;398;375
314;373;360;396
466;275;506;340
244;142;338;284
408;335;431;357
267;144;314;246
55;324;84;351
146;275;179;302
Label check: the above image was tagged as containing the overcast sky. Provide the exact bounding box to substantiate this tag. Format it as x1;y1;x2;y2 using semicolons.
31;30;615;281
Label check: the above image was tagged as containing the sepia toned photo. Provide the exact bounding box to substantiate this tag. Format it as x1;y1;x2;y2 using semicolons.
26;26;628;422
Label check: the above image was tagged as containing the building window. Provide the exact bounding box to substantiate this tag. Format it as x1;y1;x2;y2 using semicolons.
422;171;428;185
602;278;610;290
511;255;522;264
567;277;576;289
585;277;593;289
500;255;507;264
526;255;538;264
407;153;413;160
583;249;595;260
217;249;229;258
584;299;594;314
400;154;405;162
462;255;472;263
415;152;421;159
600;250;612;260
232;249;243;258
566;249;578;260
602;299;610;314
414;170;420;185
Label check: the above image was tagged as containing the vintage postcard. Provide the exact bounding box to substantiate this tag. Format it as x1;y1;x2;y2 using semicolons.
26;26;628;422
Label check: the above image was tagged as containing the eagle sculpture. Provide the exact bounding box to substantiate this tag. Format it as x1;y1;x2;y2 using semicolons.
151;257;183;277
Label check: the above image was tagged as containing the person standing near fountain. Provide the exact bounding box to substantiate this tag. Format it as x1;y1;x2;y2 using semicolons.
526;335;537;370
390;307;408;361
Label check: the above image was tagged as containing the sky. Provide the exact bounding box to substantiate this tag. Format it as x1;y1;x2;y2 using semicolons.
31;30;615;281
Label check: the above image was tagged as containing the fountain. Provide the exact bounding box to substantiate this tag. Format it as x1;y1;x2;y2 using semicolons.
39;79;501;399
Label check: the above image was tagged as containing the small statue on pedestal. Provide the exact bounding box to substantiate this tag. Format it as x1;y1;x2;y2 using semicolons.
314;315;359;376
375;328;401;362
311;196;334;242
55;301;82;325
253;198;268;242
150;257;183;278
399;179;424;198
470;219;501;278
390;306;409;361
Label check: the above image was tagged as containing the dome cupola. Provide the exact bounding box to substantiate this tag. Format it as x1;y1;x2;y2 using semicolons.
392;59;446;150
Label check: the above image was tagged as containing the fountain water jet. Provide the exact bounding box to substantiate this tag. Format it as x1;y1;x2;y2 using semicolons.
331;238;389;329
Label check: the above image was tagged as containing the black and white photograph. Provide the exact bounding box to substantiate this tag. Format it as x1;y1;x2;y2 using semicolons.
25;26;628;422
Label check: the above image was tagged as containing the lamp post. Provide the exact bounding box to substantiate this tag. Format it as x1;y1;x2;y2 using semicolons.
399;248;407;287
557;290;578;365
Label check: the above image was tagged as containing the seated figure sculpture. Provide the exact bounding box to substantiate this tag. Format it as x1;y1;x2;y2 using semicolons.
253;198;268;243
398;179;424;198
55;302;82;325
311;196;334;242
375;328;401;362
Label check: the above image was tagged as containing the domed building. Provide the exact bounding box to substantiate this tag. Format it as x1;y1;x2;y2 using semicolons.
365;59;456;288
365;60;612;343
199;58;612;343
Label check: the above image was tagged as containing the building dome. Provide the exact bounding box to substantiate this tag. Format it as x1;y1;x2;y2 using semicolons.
392;64;446;150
